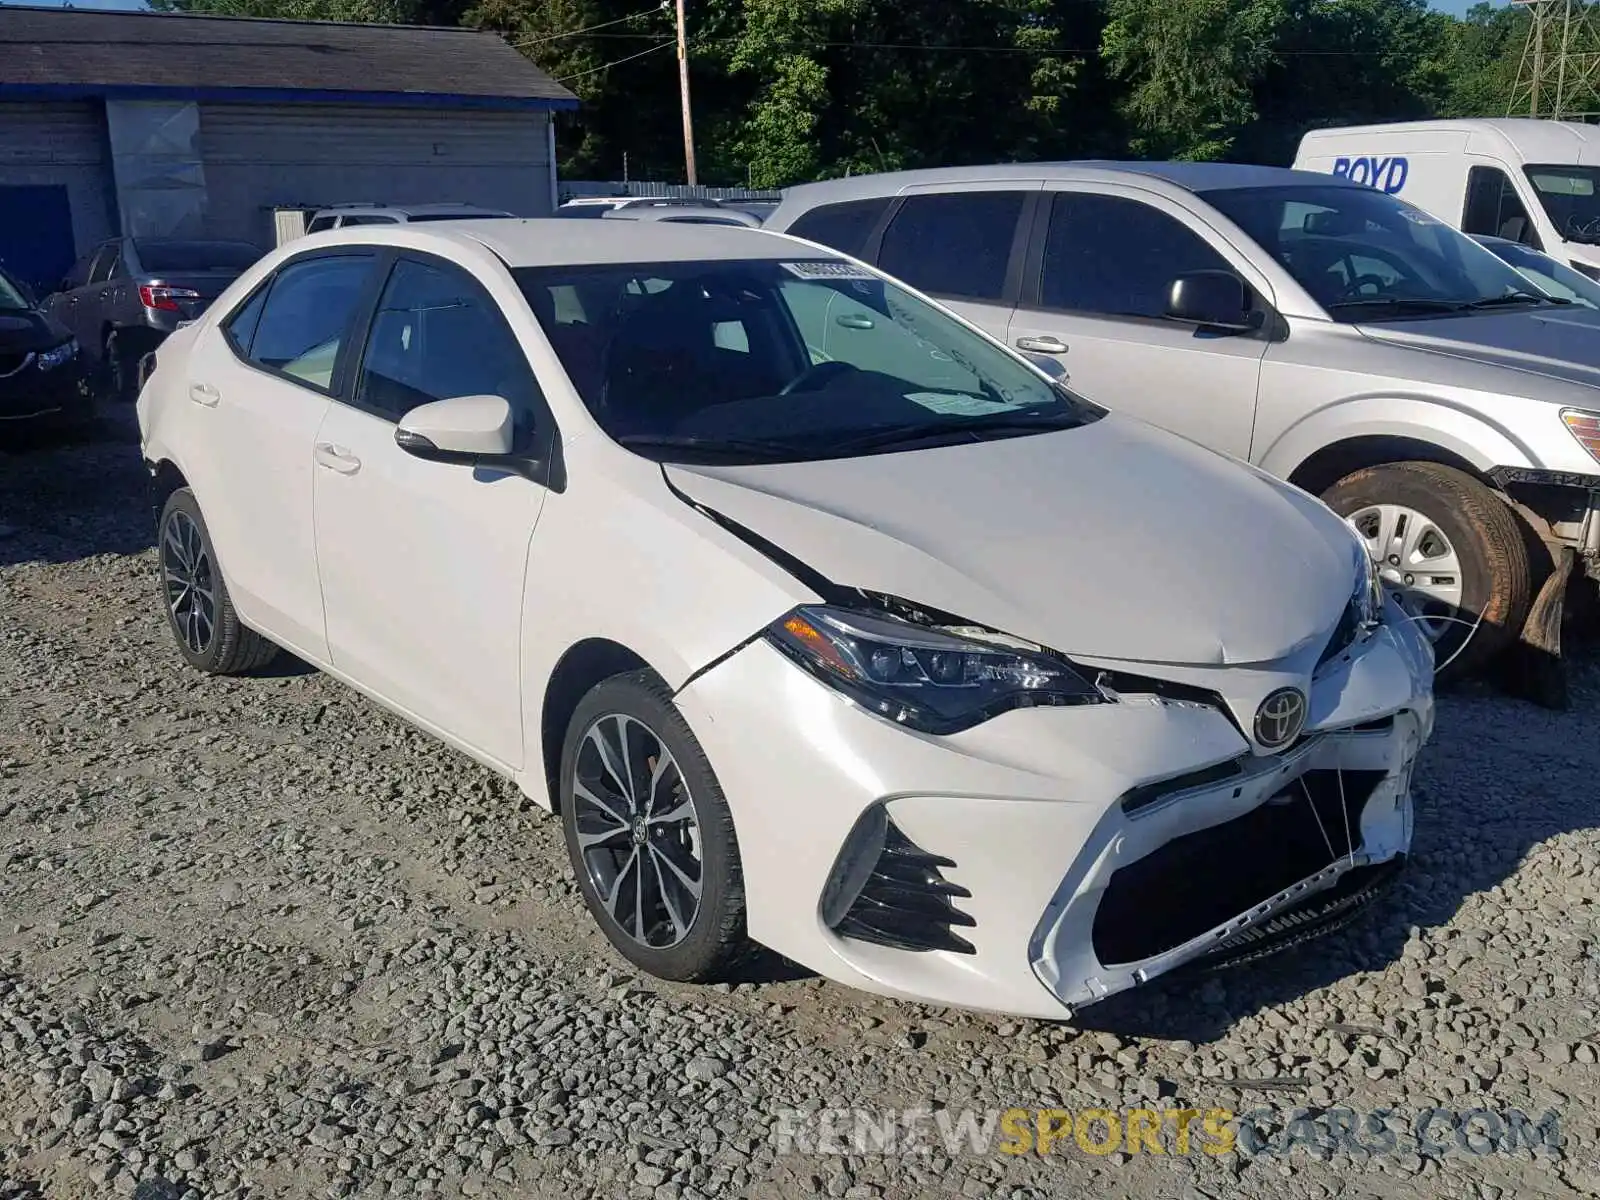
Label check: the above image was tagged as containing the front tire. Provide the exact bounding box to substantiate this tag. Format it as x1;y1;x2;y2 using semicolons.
559;671;748;982
157;488;279;675
1322;461;1532;680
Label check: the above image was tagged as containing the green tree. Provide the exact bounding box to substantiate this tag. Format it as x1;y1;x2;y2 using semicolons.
1101;0;1285;160
153;0;424;20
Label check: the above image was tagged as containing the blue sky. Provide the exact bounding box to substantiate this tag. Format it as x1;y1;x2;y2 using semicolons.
4;0;1511;13
1;0;1511;17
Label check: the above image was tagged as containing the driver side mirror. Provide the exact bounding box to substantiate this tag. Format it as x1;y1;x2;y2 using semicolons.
1165;270;1258;333
396;394;522;467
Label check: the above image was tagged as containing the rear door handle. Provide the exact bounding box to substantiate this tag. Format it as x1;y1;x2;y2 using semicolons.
188;382;219;407
1016;335;1069;355
314;442;362;475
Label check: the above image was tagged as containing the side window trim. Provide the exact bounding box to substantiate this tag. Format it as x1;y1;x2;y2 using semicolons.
859;196;904;263
218;248;385;399
86;241;118;286
221;278;270;358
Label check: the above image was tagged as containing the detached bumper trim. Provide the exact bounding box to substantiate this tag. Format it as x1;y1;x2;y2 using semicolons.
1488;465;1600;491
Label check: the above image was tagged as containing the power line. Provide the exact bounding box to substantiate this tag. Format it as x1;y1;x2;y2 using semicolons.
553;39;675;83
509;5;665;50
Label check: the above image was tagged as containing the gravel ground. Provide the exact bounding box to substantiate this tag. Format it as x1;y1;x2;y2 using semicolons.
3;416;1599;1200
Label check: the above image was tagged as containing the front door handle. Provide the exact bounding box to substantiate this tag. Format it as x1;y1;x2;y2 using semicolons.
188;382;219;407
1016;335;1069;355
314;442;362;475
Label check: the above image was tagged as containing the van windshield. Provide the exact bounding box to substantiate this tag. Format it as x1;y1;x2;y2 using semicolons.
1524;165;1600;244
1202;184;1547;322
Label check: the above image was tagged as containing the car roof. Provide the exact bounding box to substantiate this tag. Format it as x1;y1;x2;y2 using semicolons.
775;160;1354;208
320;219;827;267
314;203;512;218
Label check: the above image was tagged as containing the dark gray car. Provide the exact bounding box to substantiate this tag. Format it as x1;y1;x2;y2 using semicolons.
46;237;263;401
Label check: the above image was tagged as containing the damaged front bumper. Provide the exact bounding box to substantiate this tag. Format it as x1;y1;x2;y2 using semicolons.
672;599;1434;1020
1029;712;1421;1012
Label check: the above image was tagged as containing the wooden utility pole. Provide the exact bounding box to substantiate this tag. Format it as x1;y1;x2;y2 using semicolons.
676;0;698;184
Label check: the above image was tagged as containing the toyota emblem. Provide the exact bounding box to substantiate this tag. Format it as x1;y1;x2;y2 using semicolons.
1254;688;1307;750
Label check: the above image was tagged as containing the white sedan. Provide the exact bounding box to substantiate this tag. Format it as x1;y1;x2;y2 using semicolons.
136;220;1434;1018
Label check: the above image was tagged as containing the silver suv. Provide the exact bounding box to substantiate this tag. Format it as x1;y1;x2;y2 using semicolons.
766;162;1600;679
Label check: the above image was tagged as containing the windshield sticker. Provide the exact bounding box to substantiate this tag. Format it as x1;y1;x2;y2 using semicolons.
781;260;878;281
1397;207;1438;225
906;393;1022;417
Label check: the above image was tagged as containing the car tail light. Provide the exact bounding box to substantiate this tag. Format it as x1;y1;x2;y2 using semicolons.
138;285;201;312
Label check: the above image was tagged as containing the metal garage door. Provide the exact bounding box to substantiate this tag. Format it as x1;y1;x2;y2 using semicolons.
198;104;552;244
0;101;114;291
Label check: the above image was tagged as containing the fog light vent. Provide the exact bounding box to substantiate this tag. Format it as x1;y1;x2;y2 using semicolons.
825;816;976;955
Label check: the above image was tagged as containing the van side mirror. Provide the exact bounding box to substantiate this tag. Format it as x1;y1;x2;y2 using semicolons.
1166;270;1258;333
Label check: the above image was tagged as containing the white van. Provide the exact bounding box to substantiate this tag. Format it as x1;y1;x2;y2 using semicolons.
1294;119;1600;279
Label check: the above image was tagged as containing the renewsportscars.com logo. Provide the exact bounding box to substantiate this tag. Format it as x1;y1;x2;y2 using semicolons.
773;1105;1563;1160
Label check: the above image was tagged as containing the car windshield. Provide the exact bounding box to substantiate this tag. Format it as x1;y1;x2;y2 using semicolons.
407;212;511;222
0;268;30;311
1524;165;1600;244
514;258;1103;464
1201;184;1543;321
135;240;261;272
1476;238;1600;310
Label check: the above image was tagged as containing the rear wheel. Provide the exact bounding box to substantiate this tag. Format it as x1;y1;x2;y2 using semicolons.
157;488;279;674
559;671;748;982
104;330;143;404
1322;461;1532;680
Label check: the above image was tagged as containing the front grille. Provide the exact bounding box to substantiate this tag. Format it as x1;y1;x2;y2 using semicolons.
1093;768;1385;965
832;822;976;955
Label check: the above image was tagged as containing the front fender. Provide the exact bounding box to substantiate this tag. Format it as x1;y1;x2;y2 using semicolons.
516;440;816;802
1256;394;1537;483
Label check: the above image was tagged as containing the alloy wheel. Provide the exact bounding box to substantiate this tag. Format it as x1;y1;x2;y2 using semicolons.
162;509;217;654
570;713;703;948
1347;502;1471;645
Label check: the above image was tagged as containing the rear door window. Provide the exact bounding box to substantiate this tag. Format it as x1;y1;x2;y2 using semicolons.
785;198;892;257
240;255;375;391
877;192;1026;302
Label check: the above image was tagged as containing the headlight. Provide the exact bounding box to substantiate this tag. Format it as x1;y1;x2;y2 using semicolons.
1352;536;1385;627
36;339;78;372
765;605;1105;734
1561;408;1600;465
1321;527;1385;669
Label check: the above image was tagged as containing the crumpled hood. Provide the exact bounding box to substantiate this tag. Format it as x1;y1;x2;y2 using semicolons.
1356;306;1600;392
666;417;1358;667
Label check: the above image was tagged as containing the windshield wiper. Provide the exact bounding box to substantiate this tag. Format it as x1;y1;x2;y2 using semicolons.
1459;291;1571;310
827;413;1084;457
1325;297;1463;315
615;433;803;461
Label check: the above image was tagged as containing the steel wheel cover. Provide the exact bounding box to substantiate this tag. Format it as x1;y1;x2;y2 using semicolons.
161;510;217;655
1347;502;1471;645
571;713;703;949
